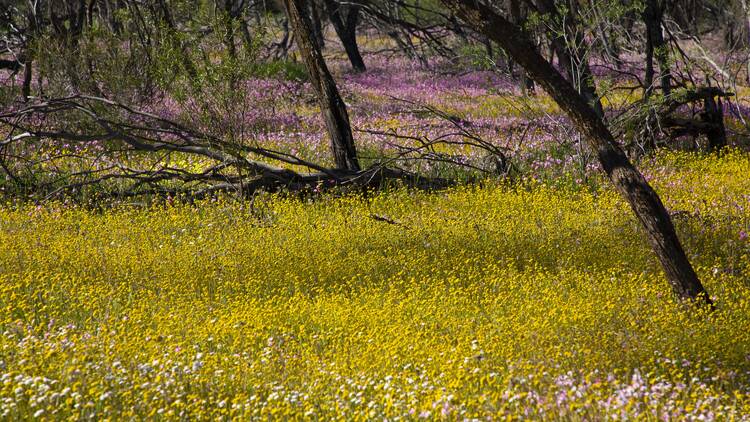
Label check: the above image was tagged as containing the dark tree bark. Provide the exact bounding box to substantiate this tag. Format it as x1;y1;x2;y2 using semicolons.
743;0;750;85
19;2;41;102
221;0;238;61
323;0;366;72
643;0;672;97
283;0;361;171
275;17;293;59
483;35;494;61
702;96;727;151
506;0;535;94
309;0;326;50
0;60;22;71
667;0;699;36
22;59;32;102
439;0;712;306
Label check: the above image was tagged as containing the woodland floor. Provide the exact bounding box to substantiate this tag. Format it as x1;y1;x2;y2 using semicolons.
1;51;750;419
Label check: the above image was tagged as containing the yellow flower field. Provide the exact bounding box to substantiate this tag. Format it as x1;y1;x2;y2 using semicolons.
0;151;749;420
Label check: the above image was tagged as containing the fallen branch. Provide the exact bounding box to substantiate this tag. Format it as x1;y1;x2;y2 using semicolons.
0;95;455;201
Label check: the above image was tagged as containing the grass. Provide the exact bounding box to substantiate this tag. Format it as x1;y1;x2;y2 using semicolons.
0;151;748;419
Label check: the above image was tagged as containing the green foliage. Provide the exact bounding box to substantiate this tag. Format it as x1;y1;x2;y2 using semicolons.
454;43;497;72
250;59;309;81
24;0;306;106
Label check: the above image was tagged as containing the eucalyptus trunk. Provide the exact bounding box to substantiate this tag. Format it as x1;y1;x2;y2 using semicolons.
439;0;712;306
283;0;361;171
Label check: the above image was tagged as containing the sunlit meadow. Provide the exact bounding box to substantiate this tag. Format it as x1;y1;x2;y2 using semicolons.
0;149;748;419
2;29;750;418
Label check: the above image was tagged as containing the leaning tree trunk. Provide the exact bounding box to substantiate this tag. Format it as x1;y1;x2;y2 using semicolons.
439;0;712;306
283;0;361;171
323;0;366;72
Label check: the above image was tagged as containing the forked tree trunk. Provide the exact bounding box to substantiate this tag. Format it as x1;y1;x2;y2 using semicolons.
439;0;712;306
323;0;366;72
283;0;361;171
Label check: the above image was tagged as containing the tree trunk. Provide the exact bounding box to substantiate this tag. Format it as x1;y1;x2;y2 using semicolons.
309;0;326;50
643;0;671;97
741;0;750;84
323;0;366;72
275;18;293;59
438;0;712;306
221;0;238;61
506;0;535;94
483;35;494;61
283;0;361;171
703;96;727;151
642;0;658;150
22;59;32;102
